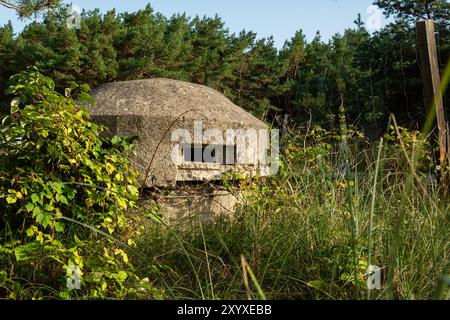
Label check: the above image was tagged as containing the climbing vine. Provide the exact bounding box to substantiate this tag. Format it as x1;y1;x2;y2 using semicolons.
0;68;161;299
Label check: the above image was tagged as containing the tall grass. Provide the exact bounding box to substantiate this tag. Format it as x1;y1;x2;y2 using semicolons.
134;124;449;300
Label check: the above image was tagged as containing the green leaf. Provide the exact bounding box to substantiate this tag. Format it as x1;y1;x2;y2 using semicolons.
6;196;17;204
306;280;326;290
111;136;121;145
41;213;52;228
32;206;42;218
117;197;127;209
31;193;40;204
0;271;7;283
52;182;64;194
66;188;76;200
25;202;34;212
26;227;35;237
36;138;44;150
14;242;42;262
58;195;69;205
35;211;52;228
55;222;65;233
115;271;128;282
127;185;139;195
106;163;116;175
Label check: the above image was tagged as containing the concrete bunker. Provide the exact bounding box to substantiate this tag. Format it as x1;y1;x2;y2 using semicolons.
89;78;273;221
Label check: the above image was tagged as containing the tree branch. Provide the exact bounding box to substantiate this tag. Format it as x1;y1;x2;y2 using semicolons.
0;0;19;10
0;0;60;18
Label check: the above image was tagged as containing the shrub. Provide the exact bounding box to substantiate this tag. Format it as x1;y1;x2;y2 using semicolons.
0;68;161;299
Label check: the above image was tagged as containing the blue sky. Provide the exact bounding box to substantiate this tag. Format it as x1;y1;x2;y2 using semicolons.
0;0;387;48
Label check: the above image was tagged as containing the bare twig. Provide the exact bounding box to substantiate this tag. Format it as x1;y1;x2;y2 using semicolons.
139;110;197;196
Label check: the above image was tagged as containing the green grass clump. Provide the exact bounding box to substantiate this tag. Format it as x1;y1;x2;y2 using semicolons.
135;124;449;300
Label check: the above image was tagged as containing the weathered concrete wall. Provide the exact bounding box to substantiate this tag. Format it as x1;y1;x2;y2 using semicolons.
141;186;240;224
160;188;238;224
89;78;271;188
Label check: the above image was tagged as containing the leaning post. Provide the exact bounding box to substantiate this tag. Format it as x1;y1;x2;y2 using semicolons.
417;19;448;188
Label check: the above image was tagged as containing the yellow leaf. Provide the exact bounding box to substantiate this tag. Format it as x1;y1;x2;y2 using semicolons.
105;163;116;175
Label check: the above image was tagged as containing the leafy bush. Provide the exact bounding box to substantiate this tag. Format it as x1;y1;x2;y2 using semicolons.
0;69;161;299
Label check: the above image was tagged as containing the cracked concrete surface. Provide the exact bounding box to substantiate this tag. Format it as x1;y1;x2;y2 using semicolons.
89;78;269;219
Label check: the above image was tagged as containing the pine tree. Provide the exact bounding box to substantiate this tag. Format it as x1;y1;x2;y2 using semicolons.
223;30;256;103
0;21;15;113
238;37;285;118
188;15;230;90
279;30;307;116
374;0;450;25
154;13;193;80
0;0;60;17
14;10;82;90
115;4;166;80
285;32;332;123
76;9;120;87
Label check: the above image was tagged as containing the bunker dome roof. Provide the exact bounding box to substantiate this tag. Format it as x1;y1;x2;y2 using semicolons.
88;78;271;187
90;78;267;129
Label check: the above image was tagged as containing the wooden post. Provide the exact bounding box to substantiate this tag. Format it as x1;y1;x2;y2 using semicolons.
417;20;448;167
